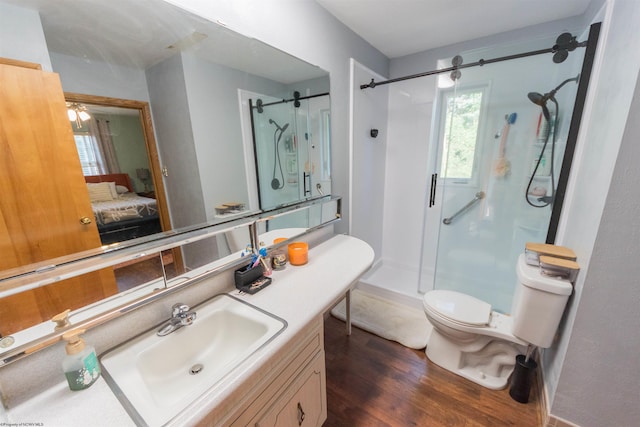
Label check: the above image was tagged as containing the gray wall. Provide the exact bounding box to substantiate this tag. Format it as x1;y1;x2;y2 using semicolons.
146;53;205;230
146;53;219;269
546;2;640;425
180;52;285;219
93;113;151;193
0;2;52;71
552;59;640;427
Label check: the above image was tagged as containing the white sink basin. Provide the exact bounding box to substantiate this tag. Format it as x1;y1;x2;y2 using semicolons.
100;294;287;426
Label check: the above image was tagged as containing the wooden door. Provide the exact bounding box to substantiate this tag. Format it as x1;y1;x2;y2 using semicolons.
0;59;118;335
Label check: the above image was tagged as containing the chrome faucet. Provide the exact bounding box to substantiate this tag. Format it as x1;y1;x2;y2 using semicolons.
156;303;197;336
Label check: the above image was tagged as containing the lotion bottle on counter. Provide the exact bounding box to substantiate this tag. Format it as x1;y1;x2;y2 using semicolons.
62;329;101;391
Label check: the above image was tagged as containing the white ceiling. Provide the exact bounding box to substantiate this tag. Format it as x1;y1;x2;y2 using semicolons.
316;0;595;58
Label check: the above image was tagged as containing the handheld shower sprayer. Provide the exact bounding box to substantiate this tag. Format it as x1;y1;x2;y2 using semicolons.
527;74;580;121
525;74;580;208
269;119;289;133
268;119;290;190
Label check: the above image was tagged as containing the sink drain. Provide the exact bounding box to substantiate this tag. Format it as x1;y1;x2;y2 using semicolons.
189;363;204;375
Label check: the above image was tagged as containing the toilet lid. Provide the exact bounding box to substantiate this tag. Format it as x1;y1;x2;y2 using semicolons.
423;290;492;326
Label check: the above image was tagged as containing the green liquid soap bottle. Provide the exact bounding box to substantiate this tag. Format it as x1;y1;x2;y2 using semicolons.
62;329;101;391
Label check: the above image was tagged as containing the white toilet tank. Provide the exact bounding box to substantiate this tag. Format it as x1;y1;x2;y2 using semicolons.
511;254;573;348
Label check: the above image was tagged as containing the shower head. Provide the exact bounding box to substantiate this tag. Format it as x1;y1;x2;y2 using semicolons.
268;118;289;134
527;92;546;106
527;92;552;121
528;74;580;121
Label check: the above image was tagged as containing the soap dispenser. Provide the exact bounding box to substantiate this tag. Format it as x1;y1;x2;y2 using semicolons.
62;329;101;391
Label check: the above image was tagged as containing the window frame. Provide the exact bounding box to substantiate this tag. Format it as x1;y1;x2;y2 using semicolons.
73;132;103;176
435;83;490;187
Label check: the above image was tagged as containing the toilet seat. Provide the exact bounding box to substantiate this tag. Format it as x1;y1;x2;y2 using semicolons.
423;290;491;326
423;290;527;345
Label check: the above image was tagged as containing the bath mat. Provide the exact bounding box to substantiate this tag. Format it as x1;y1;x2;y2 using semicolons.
331;289;432;349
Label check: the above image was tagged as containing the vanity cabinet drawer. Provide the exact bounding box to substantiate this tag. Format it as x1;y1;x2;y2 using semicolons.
254;351;326;427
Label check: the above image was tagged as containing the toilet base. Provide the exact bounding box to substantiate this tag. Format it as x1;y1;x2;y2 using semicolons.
426;328;526;390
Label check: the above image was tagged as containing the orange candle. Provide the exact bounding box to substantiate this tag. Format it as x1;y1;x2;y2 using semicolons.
288;242;308;266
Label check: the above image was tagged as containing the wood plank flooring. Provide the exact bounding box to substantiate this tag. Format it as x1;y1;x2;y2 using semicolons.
113;253;175;292
323;315;542;426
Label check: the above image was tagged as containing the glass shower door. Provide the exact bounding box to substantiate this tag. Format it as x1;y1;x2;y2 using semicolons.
251;93;331;210
299;94;332;199
419;40;586;313
252;98;301;210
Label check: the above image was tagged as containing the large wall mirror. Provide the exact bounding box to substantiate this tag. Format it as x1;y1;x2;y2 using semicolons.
0;0;330;345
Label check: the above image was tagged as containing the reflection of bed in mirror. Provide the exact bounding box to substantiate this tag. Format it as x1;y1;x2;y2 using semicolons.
85;173;161;244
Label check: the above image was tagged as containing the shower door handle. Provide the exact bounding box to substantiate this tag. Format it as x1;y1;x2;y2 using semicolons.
429;173;437;207
303;172;311;196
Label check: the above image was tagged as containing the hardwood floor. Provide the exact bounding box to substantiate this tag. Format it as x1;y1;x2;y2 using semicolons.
323;315;542;426
113;252;176;292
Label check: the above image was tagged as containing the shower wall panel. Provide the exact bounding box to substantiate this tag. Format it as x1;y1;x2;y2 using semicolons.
349;59;388;261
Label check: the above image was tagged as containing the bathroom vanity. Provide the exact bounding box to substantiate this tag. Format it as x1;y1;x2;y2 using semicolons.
0;233;374;426
213;313;326;426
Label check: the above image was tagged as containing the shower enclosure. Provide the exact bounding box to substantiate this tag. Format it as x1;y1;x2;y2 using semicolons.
249;91;331;212
355;24;599;313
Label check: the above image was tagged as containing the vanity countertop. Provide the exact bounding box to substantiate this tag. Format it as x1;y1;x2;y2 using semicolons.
4;234;374;426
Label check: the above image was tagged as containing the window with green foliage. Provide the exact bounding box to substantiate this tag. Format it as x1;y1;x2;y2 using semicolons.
440;87;484;181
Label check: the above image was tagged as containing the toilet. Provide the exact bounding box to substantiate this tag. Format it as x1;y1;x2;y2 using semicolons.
422;254;573;389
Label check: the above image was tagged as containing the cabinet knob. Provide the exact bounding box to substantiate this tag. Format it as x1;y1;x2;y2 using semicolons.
79;216;92;225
